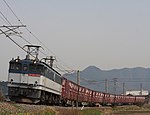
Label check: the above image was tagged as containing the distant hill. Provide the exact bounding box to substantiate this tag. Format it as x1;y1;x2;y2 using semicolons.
64;66;150;94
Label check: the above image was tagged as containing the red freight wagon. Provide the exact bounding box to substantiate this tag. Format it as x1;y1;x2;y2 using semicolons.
62;78;78;101
83;88;92;102
98;92;104;103
124;96;135;104
123;96;130;104
91;91;96;102
103;93;116;105
135;96;145;104
109;94;115;103
61;78;146;106
62;78;92;104
92;91;104;103
129;96;136;103
115;95;126;104
78;86;86;102
103;93;110;104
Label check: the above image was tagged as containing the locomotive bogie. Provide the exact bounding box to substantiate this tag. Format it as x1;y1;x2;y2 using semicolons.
8;87;41;103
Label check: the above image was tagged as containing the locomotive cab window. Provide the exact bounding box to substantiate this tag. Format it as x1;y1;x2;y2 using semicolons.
29;64;36;73
23;64;28;71
48;70;54;81
9;63;15;70
9;62;21;71
55;74;62;84
16;63;21;70
43;67;54;81
36;64;44;74
44;67;48;76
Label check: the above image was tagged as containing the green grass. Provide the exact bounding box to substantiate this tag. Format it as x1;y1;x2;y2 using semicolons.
58;108;103;115
37;108;56;115
0;108;11;115
43;112;55;115
81;109;103;115
17;111;56;115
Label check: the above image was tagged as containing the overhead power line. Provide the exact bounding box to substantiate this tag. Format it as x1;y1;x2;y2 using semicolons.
2;0;56;56
0;13;9;25
1;0;75;74
0;10;12;25
0;26;27;53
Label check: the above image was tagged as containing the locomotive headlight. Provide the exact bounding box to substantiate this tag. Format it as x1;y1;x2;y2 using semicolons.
10;79;13;84
34;81;38;86
15;56;20;62
33;61;37;64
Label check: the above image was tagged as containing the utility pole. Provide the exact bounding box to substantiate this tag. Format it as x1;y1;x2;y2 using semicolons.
140;83;142;95
76;70;80;109
123;82;125;95
105;79;108;93
113;78;117;94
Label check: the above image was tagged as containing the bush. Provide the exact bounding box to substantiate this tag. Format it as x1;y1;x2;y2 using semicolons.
0;90;5;101
81;109;103;115
58;108;103;115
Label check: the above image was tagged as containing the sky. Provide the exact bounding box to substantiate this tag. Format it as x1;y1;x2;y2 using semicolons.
0;0;150;81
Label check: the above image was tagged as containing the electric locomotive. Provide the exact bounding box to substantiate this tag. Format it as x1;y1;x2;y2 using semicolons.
7;45;62;104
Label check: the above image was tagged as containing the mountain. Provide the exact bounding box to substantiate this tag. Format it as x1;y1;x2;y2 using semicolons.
64;66;150;94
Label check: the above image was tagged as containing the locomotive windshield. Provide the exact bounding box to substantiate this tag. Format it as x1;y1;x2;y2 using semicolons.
9;62;21;72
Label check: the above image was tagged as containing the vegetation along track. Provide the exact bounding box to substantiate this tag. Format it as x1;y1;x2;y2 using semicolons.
1;101;150;115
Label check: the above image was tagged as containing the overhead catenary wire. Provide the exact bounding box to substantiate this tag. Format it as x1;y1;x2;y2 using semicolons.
0;28;27;54
2;0;20;22
2;0;56;56
0;1;51;57
0;10;33;51
0;13;10;25
2;0;75;74
0;10;12;25
0;5;47;57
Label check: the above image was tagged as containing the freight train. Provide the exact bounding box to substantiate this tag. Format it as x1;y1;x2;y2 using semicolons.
7;45;146;106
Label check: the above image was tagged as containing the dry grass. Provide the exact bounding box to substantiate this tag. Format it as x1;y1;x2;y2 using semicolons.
58;109;82;115
58;108;103;115
28;108;56;115
0;102;56;115
0;90;5;101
